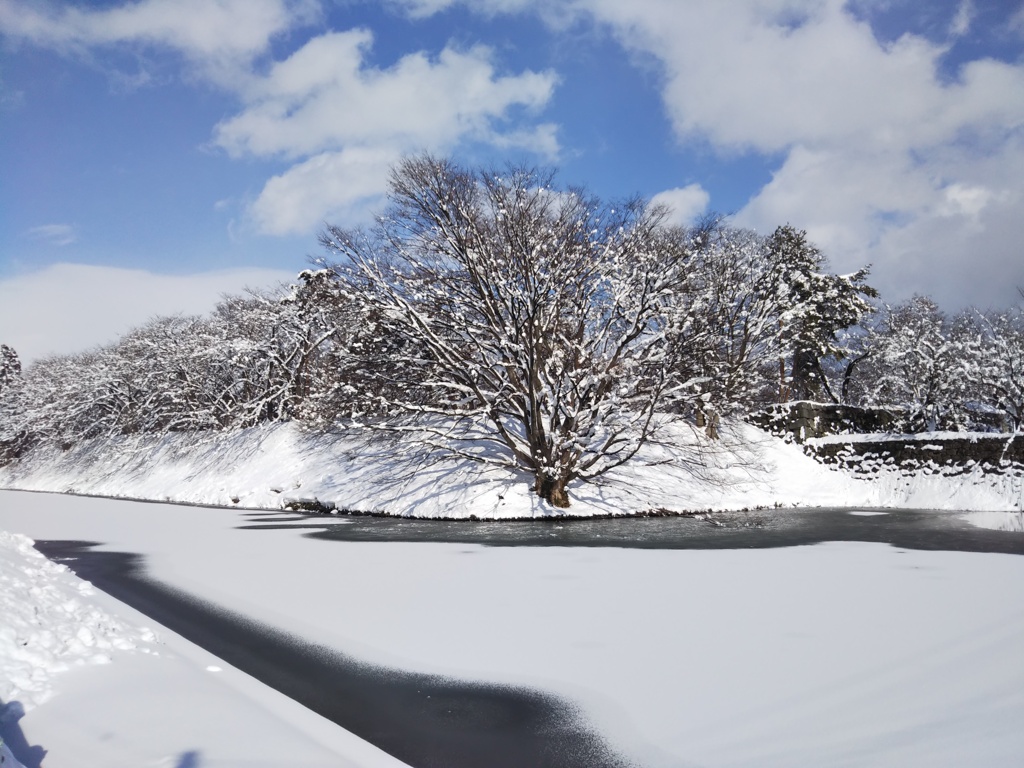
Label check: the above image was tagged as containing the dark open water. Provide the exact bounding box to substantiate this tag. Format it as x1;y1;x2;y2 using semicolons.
246;506;1024;555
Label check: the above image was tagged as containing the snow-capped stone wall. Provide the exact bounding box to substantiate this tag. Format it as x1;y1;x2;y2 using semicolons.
805;432;1024;475
748;401;901;443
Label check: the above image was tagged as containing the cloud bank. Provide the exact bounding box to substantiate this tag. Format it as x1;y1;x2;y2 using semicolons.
215;29;558;234
0;0;318;83
571;0;1024;307
4;0;1022;309
0;264;294;363
391;0;1024;307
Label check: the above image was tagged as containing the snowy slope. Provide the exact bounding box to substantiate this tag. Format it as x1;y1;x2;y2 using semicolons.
0;527;409;768
1;420;1021;515
0;531;157;711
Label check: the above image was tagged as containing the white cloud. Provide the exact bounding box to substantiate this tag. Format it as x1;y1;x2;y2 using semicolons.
486;122;561;158
385;0;538;19
735;137;1024;307
1012;4;1024;36
249;147;398;235
530;0;1024;308
938;182;996;221
949;0;974;38
0;263;294;363
565;0;1024;154
217;29;558;234
0;0;318;82
216;31;556;160
383;0;577;27
649;184;710;227
3;2;560;237
24;224;77;247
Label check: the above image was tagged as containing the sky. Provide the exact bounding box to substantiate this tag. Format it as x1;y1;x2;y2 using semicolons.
2;0;1023;362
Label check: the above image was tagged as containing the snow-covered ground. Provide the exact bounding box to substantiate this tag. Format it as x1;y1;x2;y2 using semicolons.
0;514;410;768
1;420;1021;516
2;489;1023;767
0;531;157;713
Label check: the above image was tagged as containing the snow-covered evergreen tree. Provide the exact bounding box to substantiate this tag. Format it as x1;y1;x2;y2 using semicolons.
671;222;876;411
0;345;20;393
765;225;877;403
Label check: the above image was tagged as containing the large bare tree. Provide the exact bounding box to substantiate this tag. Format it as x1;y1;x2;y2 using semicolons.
319;154;693;506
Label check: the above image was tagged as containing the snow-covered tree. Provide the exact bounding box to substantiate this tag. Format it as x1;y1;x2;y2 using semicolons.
0;345;20;393
0;278;370;450
766;225;877;403
857;296;969;431
0;345;26;459
669;222;876;412
667;223;782;414
262;269;373;426
319;154;693;507
973;308;1024;431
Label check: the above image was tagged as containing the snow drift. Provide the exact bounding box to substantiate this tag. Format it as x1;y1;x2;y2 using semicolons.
1;419;1021;516
0;532;157;713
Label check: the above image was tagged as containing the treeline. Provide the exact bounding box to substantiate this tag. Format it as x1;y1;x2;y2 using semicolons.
842;295;1024;432
0;273;362;447
1;155;1021;503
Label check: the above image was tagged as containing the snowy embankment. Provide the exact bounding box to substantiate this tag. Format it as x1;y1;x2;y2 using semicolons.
0;531;156;711
1;419;1021;515
0;525;410;767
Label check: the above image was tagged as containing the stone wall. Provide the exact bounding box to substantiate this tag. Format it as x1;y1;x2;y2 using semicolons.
748;400;1024;475
806;434;1024;475
749;400;1008;443
747;401;900;443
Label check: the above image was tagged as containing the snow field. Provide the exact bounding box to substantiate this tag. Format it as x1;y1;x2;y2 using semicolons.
2;491;1023;767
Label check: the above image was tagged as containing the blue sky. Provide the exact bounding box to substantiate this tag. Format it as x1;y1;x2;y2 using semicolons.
2;0;1023;360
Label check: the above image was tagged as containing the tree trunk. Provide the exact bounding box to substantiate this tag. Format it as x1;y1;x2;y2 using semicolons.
790;349;821;401
841;352;869;404
535;474;571;508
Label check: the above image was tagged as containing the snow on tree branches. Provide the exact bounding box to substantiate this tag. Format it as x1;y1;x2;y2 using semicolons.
0;345;20;393
318;155;696;506
8;154;1019;508
765;225;877;403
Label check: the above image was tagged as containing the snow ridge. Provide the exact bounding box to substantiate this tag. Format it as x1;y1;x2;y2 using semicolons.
0;532;157;711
